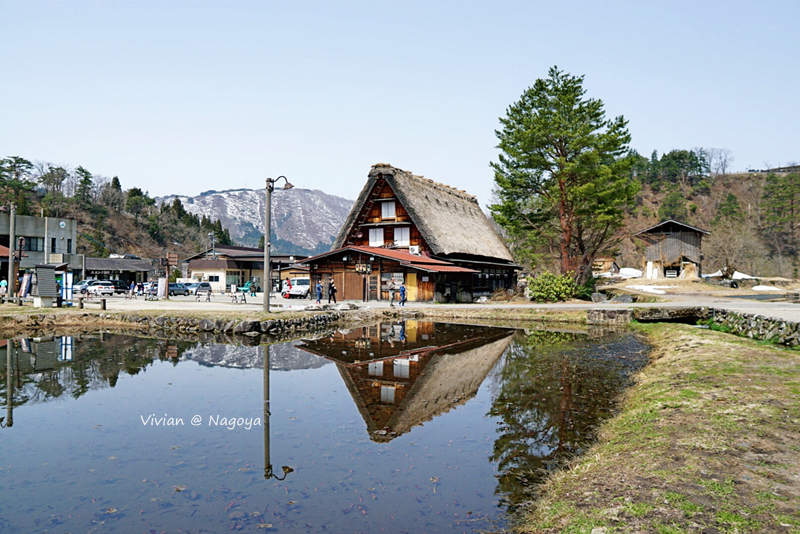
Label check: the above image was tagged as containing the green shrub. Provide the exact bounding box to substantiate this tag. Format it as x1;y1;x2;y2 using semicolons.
575;276;597;300
526;271;577;302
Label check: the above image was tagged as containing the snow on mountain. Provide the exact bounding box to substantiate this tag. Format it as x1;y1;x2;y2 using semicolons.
182;341;330;370
157;188;353;253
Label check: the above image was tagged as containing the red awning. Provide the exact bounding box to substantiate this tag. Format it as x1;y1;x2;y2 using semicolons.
302;246;478;273
0;245;27;258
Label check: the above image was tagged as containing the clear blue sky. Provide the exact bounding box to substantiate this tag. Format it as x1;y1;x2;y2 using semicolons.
2;1;798;207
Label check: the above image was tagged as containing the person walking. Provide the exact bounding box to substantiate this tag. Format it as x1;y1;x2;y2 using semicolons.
127;281;136;300
328;280;337;304
315;280;323;304
388;280;396;307
399;282;407;307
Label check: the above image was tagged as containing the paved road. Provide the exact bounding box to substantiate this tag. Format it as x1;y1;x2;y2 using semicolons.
78;290;800;323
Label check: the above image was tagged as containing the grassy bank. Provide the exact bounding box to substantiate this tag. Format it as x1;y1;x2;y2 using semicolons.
413;307;586;324
516;323;800;533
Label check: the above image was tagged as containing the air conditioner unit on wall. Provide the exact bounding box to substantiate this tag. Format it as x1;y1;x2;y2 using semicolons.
408;246;420;255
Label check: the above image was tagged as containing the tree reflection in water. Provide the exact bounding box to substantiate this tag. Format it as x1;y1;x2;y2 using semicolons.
0;335;192;409
488;330;649;511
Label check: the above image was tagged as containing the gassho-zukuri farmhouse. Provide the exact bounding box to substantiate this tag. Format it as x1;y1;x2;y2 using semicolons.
302;163;520;303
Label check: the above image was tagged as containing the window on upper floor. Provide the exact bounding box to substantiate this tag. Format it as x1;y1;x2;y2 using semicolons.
23;237;43;252
381;201;395;219
369;228;384;247
394;227;410;247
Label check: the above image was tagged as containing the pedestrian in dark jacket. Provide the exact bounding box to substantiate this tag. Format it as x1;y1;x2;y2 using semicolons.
399;283;407;306
328;280;337;304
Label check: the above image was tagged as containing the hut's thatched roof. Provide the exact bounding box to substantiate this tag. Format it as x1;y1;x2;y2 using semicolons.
635;219;710;236
333;164;514;262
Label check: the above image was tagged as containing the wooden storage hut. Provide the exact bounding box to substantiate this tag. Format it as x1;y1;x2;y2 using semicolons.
591;255;620;275
303;163;518;303
635;220;709;279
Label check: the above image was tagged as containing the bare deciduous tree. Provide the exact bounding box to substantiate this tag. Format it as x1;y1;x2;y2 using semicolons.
703;218;765;277
700;147;735;176
714;148;734;175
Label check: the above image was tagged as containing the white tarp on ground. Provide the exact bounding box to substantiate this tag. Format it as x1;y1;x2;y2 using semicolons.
619;268;643;279
627;285;678;295
702;270;756;279
596;268;642;279
752;285;782;291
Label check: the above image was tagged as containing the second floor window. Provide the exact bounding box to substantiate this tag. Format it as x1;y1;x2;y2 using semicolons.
51;238;57;253
381;202;396;219
369;228;384;247
23;237;43;252
394;227;410;247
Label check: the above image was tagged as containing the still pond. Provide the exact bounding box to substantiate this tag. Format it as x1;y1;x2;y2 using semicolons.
0;321;648;533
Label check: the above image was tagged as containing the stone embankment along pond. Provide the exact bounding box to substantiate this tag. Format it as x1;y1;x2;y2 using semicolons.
708;308;800;346
0;310;348;340
588;306;800;347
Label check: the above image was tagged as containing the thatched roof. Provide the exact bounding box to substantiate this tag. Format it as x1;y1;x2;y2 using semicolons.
333;164;514;262
635;220;710;236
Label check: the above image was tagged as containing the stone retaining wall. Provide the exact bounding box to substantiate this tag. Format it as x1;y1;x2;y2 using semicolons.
587;309;633;325
0;311;348;343
115;312;347;339
708;308;800;347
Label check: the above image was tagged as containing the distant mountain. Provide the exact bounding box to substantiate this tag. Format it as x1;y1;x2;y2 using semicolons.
157;188;353;255
182;342;331;370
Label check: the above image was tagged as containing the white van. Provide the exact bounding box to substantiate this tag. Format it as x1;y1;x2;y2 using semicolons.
283;277;310;298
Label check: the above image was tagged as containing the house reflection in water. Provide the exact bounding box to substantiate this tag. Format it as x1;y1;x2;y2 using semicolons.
298;321;515;441
1;336;76;428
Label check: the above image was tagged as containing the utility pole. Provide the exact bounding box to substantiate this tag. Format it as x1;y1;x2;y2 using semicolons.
7;204;16;304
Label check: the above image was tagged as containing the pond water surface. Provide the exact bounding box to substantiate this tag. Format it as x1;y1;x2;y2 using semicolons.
0;321;648;533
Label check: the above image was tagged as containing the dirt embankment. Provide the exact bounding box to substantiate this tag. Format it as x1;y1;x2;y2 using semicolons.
516;323;800;533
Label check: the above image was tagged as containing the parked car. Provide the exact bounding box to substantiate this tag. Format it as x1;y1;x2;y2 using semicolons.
74;279;95;293
283;277;310;298
86;281;114;296
78;280;106;294
183;282;199;293
110;280;129;294
168;283;190;296
191;282;213;295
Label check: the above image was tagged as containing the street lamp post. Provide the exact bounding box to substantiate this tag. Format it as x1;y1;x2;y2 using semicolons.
263;176;293;313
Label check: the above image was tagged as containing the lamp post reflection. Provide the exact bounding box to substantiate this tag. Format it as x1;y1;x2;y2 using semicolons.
263;343;293;480
1;340;14;428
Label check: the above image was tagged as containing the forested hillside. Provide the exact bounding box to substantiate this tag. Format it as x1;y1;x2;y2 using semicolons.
619;149;799;278
0;156;233;259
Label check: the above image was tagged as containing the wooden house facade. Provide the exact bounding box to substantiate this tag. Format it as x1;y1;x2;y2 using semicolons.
635;220;710;279
303;164;518;303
